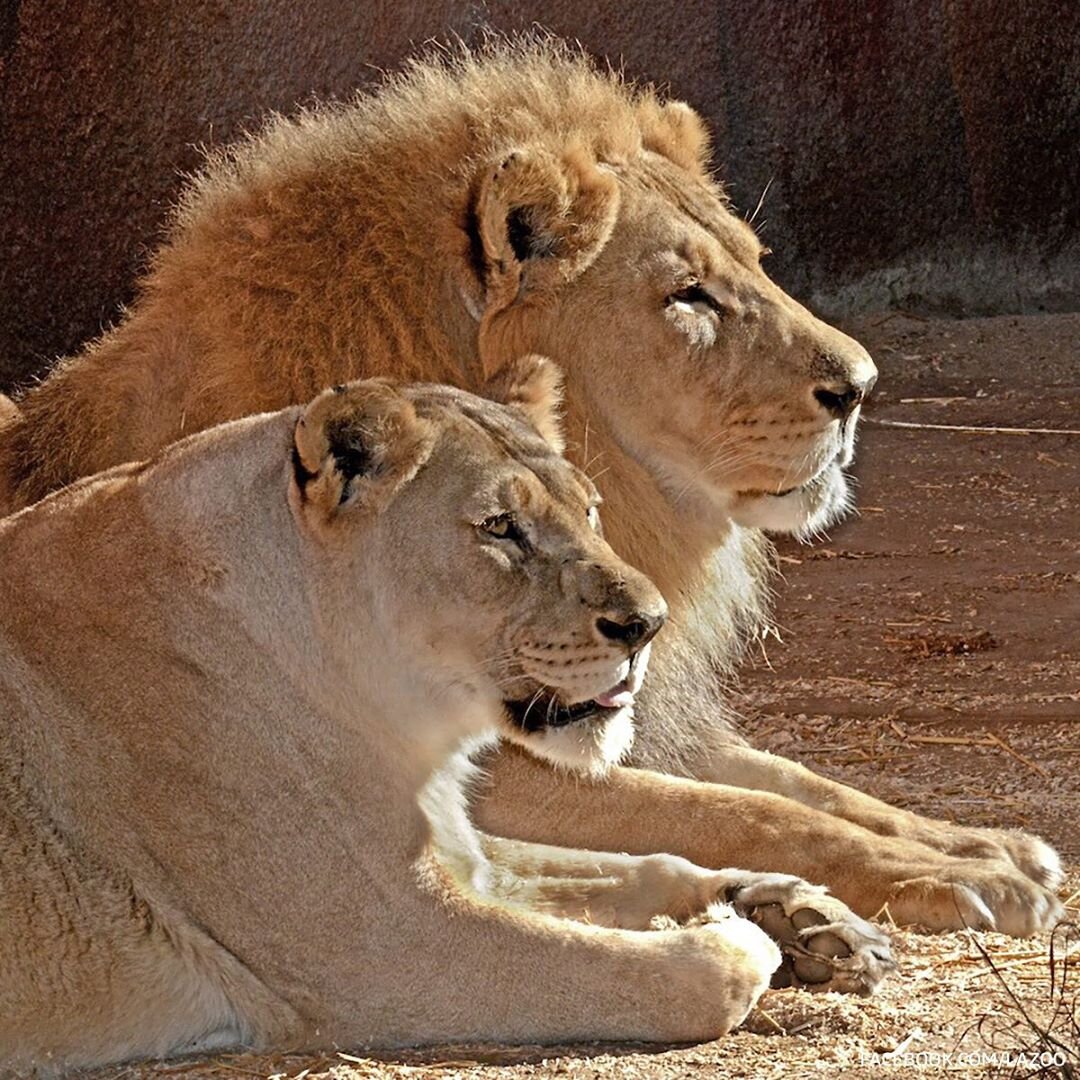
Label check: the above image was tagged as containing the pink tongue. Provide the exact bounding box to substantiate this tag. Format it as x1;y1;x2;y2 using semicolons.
593;685;635;709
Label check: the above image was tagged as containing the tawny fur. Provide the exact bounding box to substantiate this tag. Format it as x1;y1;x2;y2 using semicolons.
0;39;856;767
1;39;1062;933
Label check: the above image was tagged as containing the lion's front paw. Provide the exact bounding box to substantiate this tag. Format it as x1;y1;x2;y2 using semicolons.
904;816;1062;890
887;860;1065;936
985;829;1062;890
719;873;895;996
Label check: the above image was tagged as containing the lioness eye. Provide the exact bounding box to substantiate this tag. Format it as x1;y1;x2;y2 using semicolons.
586;506;601;531
479;513;528;550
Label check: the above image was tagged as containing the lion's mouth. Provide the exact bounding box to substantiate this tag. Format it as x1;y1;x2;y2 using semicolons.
504;680;635;733
738;455;843;500
737;483;801;499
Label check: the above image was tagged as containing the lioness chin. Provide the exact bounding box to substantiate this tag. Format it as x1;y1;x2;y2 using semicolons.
2;371;899;1071
0;38;1062;932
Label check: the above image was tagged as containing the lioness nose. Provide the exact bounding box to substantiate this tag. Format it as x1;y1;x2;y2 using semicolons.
596;609;666;650
814;371;877;420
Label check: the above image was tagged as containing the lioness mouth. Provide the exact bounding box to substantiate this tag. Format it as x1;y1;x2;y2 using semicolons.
505;681;634;733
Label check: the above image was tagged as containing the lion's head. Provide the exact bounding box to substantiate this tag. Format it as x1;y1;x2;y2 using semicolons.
460;71;877;543
5;39;875;548
289;361;666;774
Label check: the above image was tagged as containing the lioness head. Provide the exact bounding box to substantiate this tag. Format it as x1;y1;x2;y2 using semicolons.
289;359;666;774
465;84;877;540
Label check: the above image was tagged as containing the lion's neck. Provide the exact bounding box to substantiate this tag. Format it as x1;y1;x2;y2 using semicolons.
546;401;771;772
559;398;768;626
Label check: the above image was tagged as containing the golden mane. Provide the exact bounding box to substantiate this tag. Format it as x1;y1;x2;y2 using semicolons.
179;37;714;229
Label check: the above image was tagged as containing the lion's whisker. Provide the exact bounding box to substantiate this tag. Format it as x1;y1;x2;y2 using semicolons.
747;177;773;227
670;441;744;504
673;447;755;504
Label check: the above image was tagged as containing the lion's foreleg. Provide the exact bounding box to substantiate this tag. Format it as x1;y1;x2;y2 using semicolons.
691;744;1062;889
472;745;1063;936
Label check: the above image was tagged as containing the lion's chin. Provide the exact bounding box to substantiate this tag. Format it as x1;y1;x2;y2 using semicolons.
727;462;854;539
501;708;635;778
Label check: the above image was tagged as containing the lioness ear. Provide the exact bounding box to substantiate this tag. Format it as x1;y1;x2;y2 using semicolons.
470;145;620;320
291;381;435;524
485;355;566;454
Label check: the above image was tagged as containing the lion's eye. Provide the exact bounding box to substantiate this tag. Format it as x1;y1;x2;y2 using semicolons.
479;513;528;549
667;283;723;315
586;506;601;531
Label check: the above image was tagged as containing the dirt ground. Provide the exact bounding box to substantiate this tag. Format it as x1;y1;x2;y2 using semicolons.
88;314;1078;1080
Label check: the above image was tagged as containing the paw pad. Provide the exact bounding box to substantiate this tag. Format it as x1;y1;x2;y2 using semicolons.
733;888;895;996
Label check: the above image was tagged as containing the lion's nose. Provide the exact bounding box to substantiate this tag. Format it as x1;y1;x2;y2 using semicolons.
814;371;877;420
596;608;666;651
812;344;877;421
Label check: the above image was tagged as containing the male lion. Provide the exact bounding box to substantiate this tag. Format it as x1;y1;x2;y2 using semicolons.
1;372;897;1071
0;393;17;430
0;40;1062;933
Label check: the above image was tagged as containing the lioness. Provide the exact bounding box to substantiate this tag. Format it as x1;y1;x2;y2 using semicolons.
1;372;896;1071
0;40;1061;932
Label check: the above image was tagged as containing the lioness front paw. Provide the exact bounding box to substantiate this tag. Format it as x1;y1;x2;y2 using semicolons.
718;873;895;996
887;860;1065;936
684;903;783;1032
649;902;781;1038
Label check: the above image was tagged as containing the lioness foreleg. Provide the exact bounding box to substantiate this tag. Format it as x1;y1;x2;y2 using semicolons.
482;834;730;926
480;835;894;994
318;856;781;1046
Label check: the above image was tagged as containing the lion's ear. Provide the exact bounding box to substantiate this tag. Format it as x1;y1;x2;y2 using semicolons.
290;381;435;524
469;145;620;318
638;99;711;175
485;355;566;454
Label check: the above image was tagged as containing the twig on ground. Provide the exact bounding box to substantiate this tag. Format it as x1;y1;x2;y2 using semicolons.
866;418;1080;436
985;733;1051;777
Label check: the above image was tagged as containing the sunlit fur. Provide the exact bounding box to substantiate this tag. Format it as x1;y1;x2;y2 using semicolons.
0;37;874;774
0;381;780;1071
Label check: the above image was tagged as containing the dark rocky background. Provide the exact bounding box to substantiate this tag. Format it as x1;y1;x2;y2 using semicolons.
2;0;1077;390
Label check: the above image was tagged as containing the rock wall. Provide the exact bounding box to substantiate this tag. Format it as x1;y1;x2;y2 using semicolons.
2;0;1076;388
